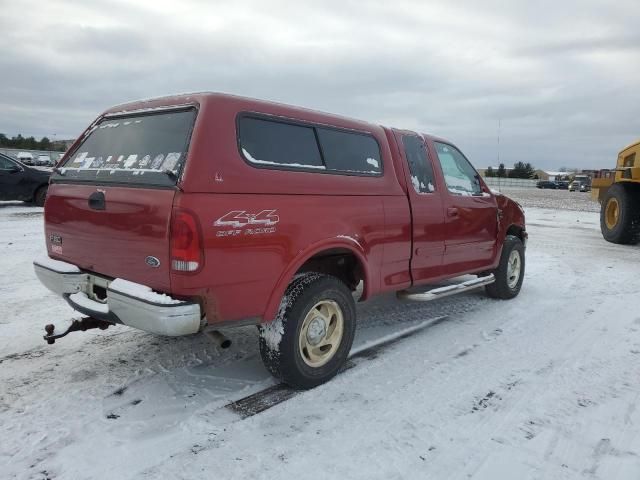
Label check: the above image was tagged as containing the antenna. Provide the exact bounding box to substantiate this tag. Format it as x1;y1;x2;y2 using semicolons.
497;118;501;166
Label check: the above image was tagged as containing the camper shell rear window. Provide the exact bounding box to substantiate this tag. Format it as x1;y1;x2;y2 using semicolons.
54;107;197;187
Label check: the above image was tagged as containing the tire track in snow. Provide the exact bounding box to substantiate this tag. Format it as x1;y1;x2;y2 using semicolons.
227;316;450;419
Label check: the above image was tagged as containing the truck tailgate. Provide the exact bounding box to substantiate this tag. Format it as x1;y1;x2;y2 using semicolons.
44;183;175;292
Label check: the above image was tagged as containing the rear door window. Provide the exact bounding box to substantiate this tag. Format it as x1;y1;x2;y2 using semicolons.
402;135;434;193
56;108;196;186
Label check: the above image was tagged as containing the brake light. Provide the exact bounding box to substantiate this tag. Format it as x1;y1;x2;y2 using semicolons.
170;209;204;273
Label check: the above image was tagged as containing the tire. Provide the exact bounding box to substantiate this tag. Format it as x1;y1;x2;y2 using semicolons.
600;183;640;245
33;185;48;207
258;273;356;389
485;235;525;300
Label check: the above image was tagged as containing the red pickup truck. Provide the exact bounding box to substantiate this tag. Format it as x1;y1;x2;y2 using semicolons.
34;93;526;388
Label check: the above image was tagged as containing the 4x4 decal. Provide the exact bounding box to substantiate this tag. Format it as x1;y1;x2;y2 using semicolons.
214;209;279;237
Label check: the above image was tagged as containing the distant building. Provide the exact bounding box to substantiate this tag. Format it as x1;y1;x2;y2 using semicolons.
479;167;580;180
578;168;615;178
534;170;571;181
479;166;612;181
589;169;614;179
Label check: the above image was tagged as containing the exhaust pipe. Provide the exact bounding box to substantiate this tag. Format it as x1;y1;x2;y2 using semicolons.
204;329;232;349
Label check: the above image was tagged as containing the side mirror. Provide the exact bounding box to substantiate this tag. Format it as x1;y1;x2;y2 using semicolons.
8;165;22;173
474;173;486;193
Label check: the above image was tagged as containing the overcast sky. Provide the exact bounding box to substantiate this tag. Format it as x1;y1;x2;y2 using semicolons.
2;0;639;169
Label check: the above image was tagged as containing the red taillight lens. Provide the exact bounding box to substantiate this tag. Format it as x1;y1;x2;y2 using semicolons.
170;209;203;273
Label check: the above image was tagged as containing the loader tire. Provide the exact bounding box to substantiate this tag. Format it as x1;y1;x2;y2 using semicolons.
600;183;640;245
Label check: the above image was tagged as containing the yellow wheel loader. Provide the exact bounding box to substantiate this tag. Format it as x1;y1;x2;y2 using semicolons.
591;140;640;244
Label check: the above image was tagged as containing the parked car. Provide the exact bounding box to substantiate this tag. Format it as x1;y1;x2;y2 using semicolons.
33;93;527;389
536;180;557;189
17;151;34;163
555;180;569;189
36;155;52;166
0;153;51;206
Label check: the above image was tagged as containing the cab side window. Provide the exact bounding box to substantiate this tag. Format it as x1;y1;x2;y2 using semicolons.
403;135;435;194
434;142;482;196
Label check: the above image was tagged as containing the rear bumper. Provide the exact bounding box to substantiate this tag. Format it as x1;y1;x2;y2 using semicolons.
34;257;202;336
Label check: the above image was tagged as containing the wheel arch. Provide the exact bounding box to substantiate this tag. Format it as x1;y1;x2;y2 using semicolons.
262;237;372;323
616;180;640;194
506;224;526;243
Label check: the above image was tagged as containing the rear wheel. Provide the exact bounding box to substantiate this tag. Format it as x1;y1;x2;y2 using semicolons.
33;185;48;207
259;273;356;389
600;183;640;245
486;235;525;300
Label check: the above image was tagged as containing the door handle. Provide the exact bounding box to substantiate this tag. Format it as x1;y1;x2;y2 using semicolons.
88;191;105;211
447;207;459;217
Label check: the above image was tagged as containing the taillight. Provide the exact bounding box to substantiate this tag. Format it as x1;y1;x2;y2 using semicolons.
170;209;204;273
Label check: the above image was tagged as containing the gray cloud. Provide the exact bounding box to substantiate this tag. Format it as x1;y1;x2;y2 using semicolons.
2;0;639;169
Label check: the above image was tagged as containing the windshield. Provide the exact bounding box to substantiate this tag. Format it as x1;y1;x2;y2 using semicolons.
54;108;196;186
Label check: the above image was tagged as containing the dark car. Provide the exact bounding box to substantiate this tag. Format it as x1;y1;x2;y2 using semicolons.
555;180;569;189
536;180;558;189
0;153;51;206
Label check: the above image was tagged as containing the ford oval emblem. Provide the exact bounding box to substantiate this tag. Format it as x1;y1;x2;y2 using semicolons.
145;256;160;268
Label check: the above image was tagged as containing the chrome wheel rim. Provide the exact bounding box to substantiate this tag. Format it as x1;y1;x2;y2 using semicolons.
507;250;521;289
298;300;344;368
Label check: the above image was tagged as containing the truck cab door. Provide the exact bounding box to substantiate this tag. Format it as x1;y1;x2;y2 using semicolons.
430;141;498;275
394;131;446;281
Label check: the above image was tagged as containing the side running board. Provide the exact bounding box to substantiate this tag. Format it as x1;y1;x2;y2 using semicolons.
397;274;495;302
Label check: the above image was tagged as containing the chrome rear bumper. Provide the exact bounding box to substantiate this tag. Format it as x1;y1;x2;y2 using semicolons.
34;257;201;336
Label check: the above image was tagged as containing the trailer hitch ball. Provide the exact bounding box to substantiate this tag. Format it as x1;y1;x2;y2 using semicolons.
43;317;113;344
44;324;56;344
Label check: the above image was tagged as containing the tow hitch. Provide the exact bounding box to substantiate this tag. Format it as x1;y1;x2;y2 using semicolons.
44;317;114;344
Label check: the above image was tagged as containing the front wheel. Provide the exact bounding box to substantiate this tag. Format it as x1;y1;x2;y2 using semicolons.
486;235;525;299
259;273;356;389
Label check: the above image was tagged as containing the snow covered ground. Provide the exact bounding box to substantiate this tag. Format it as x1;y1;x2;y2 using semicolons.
2;193;640;480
